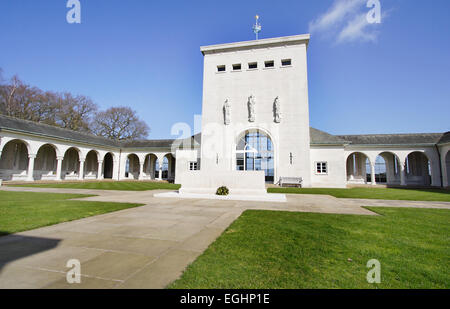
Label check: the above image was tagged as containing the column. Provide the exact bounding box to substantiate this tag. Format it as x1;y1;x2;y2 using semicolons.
370;162;376;185
138;163;144;180
56;157;63;181
26;154;36;182
78;160;85;180
167;158;172;179
113;160;119;180
400;162;406;186
97;161;103;180
158;162;162;181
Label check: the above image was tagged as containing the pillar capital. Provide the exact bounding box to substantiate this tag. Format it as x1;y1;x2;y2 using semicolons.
57;156;64;161
28;154;37;159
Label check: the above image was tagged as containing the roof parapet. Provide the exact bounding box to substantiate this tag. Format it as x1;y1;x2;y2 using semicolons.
200;34;310;55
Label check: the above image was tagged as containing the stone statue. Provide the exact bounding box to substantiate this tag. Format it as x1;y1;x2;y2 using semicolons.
248;95;255;122
273;96;281;123
223;99;230;125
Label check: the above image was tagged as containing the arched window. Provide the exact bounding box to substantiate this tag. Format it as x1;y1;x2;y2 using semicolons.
236;130;274;182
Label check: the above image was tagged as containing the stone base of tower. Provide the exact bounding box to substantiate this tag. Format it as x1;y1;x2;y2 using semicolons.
177;170;267;195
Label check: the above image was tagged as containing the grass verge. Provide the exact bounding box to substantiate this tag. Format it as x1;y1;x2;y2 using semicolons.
169;207;450;289
7;181;180;191
268;187;450;202
0;191;143;236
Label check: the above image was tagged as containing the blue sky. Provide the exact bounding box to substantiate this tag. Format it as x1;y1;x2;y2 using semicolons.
0;0;449;139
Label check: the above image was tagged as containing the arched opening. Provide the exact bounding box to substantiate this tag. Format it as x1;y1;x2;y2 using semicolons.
34;144;57;180
0;139;29;181
143;153;157;180
103;153;114;179
62;147;80;180
446;151;450;187
84;150;99;179
162;153;175;181
375;152;401;185
235;129;274;182
405;151;431;186
346;152;371;184
373;156;386;183
126;154;140;179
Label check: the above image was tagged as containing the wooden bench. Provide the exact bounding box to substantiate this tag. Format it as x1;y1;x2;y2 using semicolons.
278;177;303;188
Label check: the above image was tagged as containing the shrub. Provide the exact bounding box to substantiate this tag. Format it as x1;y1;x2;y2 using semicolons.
216;186;229;196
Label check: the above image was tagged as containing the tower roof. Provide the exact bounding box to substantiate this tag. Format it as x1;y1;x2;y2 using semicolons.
200;34;310;55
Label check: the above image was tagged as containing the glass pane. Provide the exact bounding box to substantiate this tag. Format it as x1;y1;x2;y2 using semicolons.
246;158;254;170
255;158;261;171
236;130;274;181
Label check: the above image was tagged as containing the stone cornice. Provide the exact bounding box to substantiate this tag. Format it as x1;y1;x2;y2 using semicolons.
200;34;310;55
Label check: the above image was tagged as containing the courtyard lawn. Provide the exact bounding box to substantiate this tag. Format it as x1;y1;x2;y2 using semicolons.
0;191;143;236
169;208;450;289
267;187;450;202
7;181;181;191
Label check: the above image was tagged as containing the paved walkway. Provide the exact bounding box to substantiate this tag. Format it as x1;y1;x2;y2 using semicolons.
1;187;449;289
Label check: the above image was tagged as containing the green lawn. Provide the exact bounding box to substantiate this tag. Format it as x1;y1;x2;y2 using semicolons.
8;181;181;191
268;187;450;202
0;191;143;236
169;208;450;289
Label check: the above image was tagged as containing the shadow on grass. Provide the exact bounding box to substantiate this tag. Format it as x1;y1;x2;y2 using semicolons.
0;234;61;274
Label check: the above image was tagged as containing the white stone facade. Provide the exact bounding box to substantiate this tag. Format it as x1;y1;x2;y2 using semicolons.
0;130;175;182
199;35;311;186
175;34;449;189
1;34;449;189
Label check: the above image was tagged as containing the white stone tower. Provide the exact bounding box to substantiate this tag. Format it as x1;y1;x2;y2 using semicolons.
199;34;312;186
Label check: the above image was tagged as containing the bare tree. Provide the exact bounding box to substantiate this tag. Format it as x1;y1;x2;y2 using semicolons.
92;106;150;140
1;70;149;141
0;75;22;117
55;92;97;132
32;90;59;124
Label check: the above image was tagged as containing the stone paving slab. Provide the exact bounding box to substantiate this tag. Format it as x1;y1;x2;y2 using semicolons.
1;186;449;289
118;249;202;289
154;191;287;203
44;275;121;289
0;264;66;289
